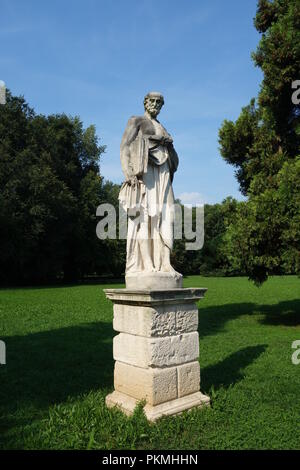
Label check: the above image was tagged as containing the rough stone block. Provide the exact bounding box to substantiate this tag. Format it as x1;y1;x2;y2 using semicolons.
113;332;199;368
113;304;176;337
104;287;209;420
177;361;200;398
113;303;198;337
114;361;177;405
176;304;198;333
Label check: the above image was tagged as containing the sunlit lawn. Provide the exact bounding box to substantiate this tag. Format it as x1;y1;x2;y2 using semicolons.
0;275;299;449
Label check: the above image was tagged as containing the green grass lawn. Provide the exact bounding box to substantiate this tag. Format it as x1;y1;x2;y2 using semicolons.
0;276;299;450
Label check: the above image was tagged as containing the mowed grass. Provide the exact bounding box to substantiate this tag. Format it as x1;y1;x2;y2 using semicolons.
0;276;299;450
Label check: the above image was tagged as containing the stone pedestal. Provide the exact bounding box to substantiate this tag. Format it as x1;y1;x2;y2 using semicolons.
104;288;210;422
125;272;183;290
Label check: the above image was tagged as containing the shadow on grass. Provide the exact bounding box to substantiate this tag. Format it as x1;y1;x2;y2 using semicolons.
198;299;300;338
3;300;295;409
259;299;300;327
198;302;254;339
0;279;125;291
201;345;267;393
0;297;298;440
0;321;114;415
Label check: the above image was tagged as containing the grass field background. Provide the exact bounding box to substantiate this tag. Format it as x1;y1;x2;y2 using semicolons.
0;275;299;449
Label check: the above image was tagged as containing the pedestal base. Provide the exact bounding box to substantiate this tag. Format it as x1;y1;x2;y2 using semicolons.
106;390;210;422
104;287;209;422
125;271;183;290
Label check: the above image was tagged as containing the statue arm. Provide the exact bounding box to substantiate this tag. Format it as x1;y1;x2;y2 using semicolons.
120;117;140;181
157;122;178;179
168;143;179;182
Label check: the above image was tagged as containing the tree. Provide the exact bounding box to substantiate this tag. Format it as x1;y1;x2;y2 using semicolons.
0;90;107;284
171;198;240;276
219;0;300;284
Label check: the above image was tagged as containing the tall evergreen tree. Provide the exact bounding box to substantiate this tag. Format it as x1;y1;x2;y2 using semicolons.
219;0;300;283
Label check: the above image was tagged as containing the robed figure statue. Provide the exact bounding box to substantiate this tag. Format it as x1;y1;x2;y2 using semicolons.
119;92;182;287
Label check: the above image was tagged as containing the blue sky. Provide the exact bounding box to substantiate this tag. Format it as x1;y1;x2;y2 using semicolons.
1;0;262;204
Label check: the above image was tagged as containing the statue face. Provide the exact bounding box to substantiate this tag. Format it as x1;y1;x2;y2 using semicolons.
145;95;163;118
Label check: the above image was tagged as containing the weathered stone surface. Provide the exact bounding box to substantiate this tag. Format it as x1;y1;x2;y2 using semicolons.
106;390;210;422
104;288;207;306
177;361;200;398
120;92;181;278
106;390;137;417
113;332;199;368
176;304;198;333
126;272;183;290
104;287;209;421
114;361;177;405
113;302;198;337
113;304;176;337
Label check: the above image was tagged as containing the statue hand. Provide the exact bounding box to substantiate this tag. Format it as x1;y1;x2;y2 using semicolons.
129;175;139;186
148;135;160;142
162;136;173;145
149;135;173;145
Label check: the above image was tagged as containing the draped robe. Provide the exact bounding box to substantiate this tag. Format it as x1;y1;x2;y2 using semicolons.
119;114;179;273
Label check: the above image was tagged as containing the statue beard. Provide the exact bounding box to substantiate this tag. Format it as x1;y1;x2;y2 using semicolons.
145;102;162;118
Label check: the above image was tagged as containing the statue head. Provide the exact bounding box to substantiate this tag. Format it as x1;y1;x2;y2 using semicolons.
144;91;164;118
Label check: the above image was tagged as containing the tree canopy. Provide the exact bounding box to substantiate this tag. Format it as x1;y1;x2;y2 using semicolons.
219;0;300;284
0;90;112;283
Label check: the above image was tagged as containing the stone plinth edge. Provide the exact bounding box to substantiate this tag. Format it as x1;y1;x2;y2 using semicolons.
106;390;210;422
104;287;207;306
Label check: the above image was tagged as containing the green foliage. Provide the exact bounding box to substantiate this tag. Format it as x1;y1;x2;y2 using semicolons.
1;276;299;449
223;157;300;284
219;0;300;283
0;90;127;283
219;100;260;195
253;0;300;155
172;197;240;276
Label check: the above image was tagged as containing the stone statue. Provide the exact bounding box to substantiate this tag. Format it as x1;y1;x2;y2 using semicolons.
119;92;182;288
105;93;209;420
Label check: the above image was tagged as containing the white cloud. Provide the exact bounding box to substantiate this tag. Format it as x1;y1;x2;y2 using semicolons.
178;192;206;206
